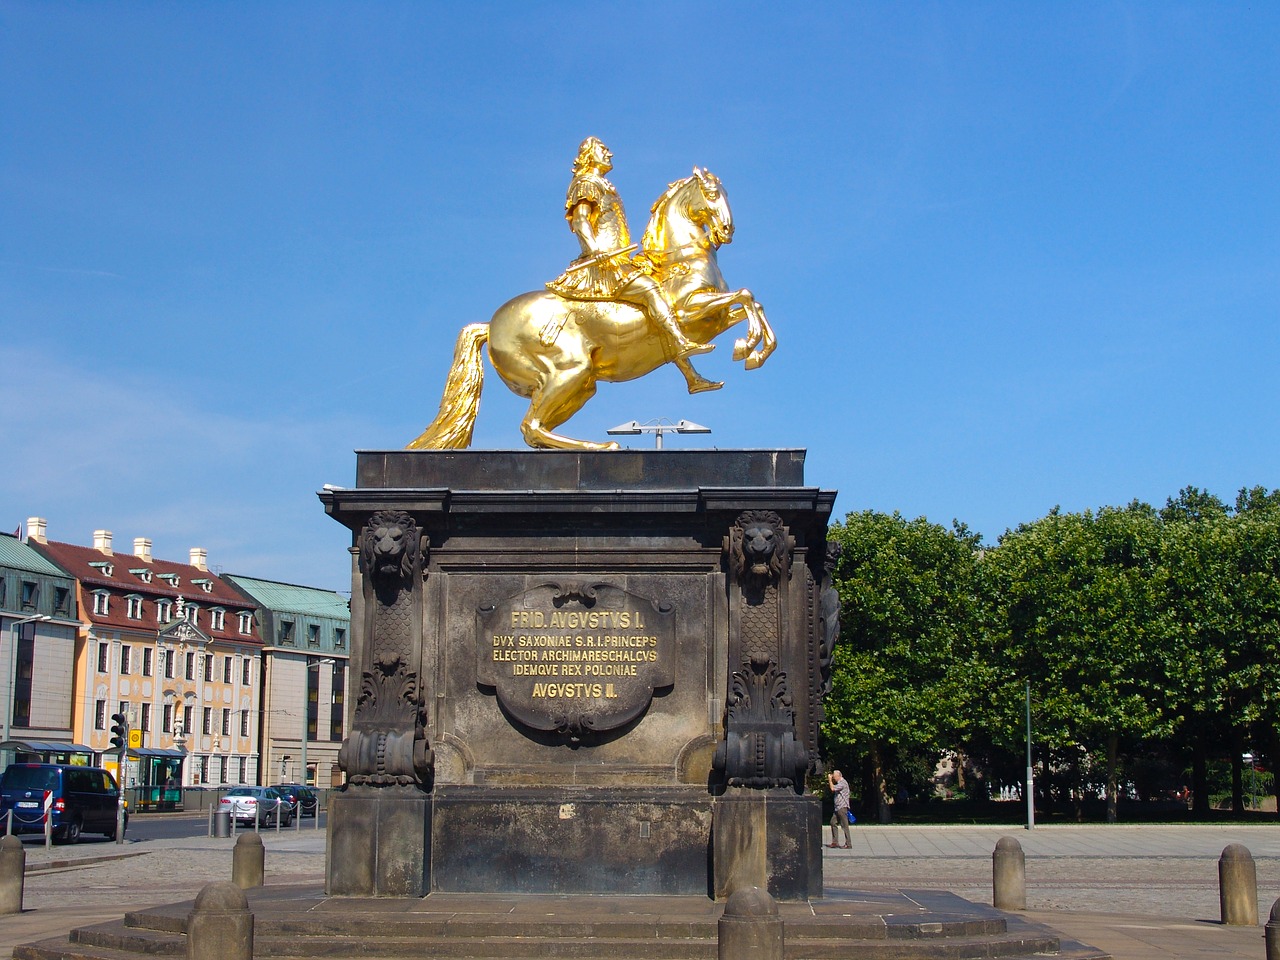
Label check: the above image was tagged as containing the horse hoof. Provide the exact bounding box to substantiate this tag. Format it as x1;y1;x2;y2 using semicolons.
732;338;749;362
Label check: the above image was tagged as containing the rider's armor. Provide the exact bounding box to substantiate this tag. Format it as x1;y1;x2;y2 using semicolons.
546;172;645;300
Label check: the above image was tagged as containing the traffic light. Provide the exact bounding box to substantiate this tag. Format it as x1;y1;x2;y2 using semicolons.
109;713;129;751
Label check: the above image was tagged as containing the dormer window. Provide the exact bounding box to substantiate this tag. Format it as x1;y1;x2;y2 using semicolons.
126;595;144;620
158;573;180;587
335;628;346;649
191;578;213;594
88;560;114;577
237;611;253;635
156;600;172;624
92;591;110;615
20;581;38;611
279;620;295;645
130;568;153;584
184;603;199;626
210;608;225;631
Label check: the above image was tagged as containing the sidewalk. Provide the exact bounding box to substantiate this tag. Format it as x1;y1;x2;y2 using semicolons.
5;824;1278;959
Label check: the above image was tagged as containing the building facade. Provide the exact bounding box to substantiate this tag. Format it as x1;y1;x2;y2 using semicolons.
223;575;350;788
28;520;264;790
0;527;82;767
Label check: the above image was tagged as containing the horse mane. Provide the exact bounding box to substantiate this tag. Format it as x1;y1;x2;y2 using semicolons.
641;176;695;254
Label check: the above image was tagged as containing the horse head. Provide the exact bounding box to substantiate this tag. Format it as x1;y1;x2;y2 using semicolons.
642;169;733;259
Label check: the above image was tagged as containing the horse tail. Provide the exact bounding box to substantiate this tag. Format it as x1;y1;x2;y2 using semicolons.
406;323;489;449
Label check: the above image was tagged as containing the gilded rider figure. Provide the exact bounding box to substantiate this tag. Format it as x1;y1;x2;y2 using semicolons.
548;137;713;361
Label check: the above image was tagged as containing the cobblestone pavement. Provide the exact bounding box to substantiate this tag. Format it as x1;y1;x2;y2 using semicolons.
5;823;1279;960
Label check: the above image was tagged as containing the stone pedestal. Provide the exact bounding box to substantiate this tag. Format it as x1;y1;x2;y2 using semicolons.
327;790;431;896
321;449;837;900
713;788;821;901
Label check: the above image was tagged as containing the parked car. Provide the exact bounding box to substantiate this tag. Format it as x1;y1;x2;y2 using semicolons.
271;783;319;817
0;762;127;843
218;786;293;826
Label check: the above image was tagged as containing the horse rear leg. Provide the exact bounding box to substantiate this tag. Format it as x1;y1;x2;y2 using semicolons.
520;368;619;451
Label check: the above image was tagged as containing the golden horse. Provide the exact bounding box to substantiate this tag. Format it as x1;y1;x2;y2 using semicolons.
408;168;776;451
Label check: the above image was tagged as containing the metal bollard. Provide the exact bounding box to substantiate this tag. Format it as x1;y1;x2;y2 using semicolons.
993;836;1026;911
1219;843;1259;926
0;835;25;914
719;887;783;960
231;831;265;889
186;881;253;960
1265;898;1280;960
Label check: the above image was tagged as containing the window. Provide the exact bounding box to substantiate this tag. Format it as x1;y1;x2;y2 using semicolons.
330;663;345;742
119;645;132;675
240;710;249;737
202;707;212;735
186;604;199;626
163;649;175;679
162;703;173;733
53;586;71;616
238;611;253;635
97;642;109;673
20;581;38;611
192;578;213;594
0;578;5;606
92;591;109;615
307;624;321;647
156;600;172;624
185;651;195;681
132;568;152;584
197;755;208;784
94;699;106;730
279;620;295;645
306;661;320;741
223;656;232;683
159;573;179;587
203;654;213;682
12;623;35;727
334;627;346;649
126;596;143;619
142;647;153;677
141;702;152;732
238;757;247;782
182;704;193;735
221;708;230;737
241;658;252;685
210;608;225;631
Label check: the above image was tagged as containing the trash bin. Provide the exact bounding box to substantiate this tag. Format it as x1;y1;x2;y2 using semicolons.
213;810;231;838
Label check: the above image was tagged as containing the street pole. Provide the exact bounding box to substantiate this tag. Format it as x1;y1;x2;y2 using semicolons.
1025;680;1035;830
2;614;51;766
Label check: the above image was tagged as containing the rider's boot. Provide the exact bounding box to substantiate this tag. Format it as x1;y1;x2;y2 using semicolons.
657;312;714;359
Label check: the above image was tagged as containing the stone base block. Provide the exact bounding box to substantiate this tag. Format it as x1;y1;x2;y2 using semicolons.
430;785;712;895
326;789;431;897
712;788;822;902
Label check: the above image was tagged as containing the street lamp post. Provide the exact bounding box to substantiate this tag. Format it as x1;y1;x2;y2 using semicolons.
1243;752;1256;812
1025;680;1035;830
606;418;711;449
2;613;52;764
300;658;335;786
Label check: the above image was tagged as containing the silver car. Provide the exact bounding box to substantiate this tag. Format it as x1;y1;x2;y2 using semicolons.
218;786;293;826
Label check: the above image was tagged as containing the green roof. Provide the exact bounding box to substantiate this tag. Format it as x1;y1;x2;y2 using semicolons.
0;536;73;580
223;574;350;621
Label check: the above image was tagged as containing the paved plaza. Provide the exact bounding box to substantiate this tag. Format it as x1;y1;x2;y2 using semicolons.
4;822;1277;959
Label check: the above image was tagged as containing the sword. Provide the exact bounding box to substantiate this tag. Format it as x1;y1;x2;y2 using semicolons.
561;244;638;272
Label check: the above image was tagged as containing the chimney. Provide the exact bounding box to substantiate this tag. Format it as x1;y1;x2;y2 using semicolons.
93;530;113;554
26;517;47;544
134;538;153;563
190;548;208;571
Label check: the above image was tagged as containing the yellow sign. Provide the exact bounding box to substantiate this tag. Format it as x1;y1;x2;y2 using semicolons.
128;729;142;749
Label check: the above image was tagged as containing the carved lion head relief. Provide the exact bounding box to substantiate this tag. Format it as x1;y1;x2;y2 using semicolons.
726;510;792;585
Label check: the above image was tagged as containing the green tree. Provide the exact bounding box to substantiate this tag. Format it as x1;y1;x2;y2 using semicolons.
822;511;988;822
982;503;1169;822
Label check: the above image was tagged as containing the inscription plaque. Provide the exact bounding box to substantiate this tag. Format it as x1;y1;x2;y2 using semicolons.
476;581;675;738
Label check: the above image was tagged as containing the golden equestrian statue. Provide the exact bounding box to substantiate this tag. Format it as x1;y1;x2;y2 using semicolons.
407;137;776;452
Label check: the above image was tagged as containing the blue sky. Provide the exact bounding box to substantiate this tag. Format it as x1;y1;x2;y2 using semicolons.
2;3;1276;593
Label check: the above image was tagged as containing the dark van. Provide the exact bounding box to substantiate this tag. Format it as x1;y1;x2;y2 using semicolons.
0;763;127;843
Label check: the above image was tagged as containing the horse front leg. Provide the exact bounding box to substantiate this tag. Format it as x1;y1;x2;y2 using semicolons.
728;292;776;370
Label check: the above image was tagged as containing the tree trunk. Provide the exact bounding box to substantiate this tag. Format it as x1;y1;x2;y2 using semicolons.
1192;738;1210;817
955;750;967;793
869;740;892;824
1071;751;1084;823
1231;739;1245;815
1105;733;1120;824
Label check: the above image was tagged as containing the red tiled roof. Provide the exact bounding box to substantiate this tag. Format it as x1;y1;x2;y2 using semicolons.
30;539;262;647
